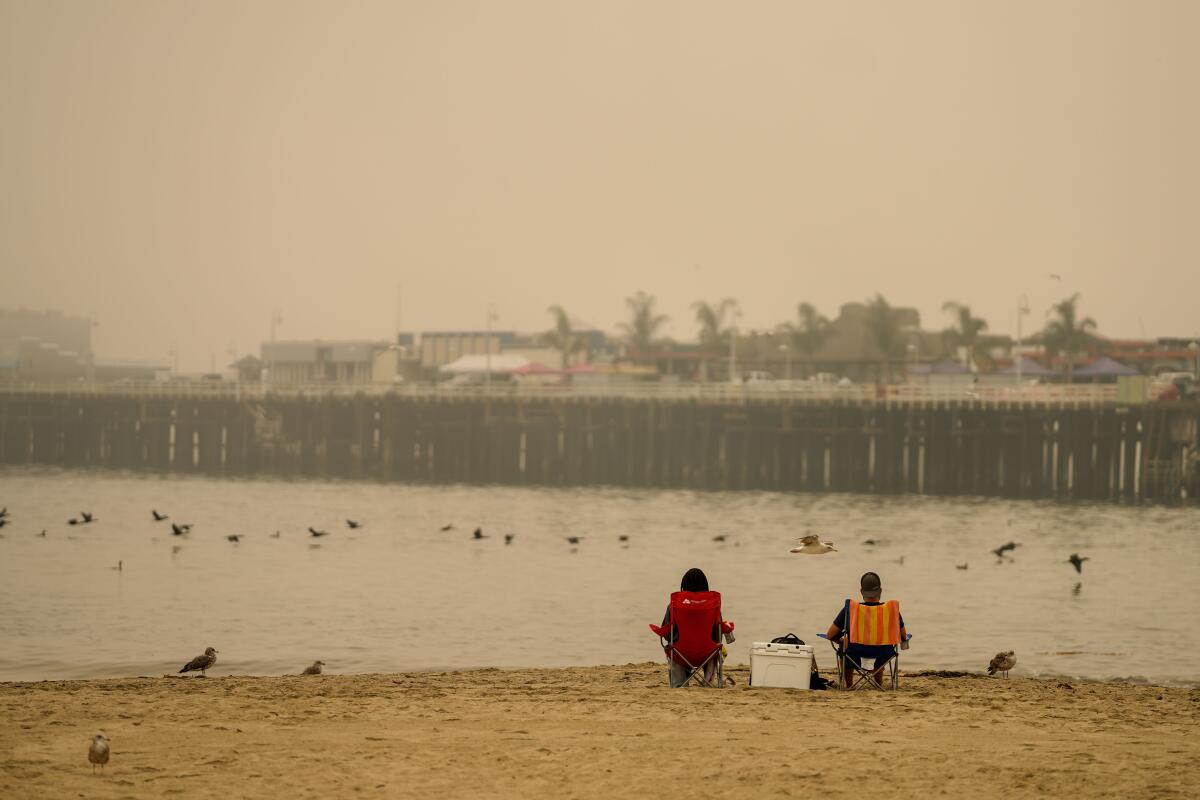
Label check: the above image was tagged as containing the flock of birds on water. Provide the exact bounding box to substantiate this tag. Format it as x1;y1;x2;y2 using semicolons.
2;502;1094;774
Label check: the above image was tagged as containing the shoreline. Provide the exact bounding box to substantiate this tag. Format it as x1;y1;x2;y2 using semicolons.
3;664;1197;799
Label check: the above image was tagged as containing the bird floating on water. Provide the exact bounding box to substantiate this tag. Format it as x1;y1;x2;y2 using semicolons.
790;534;836;555
179;647;218;676
987;650;1016;677
862;538;880;546
618;535;629;542
88;732;110;773
473;528;487;540
301;660;325;676
504;533;515;545
226;535;242;543
270;530;281;538
110;560;123;571
36;529;46;537
956;563;968;570
1067;553;1089;574
440;523;455;531
308;527;328;538
152;510;168;521
346;519;361;529
564;536;583;545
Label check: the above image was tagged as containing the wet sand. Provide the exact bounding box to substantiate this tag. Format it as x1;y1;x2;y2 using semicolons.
2;664;1197;799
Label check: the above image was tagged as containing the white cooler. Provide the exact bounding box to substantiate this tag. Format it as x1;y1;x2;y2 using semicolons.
749;641;814;689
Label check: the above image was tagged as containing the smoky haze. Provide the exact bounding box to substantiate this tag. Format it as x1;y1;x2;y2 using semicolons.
2;0;1197;371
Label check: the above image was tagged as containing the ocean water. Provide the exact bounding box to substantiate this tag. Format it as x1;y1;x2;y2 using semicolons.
0;466;1196;685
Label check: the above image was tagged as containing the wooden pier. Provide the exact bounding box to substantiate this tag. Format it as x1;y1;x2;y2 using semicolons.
1;388;1197;504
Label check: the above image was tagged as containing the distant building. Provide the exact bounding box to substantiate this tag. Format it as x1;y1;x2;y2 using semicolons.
418;331;513;372
229;355;264;383
93;357;171;383
0;308;93;382
261;340;391;386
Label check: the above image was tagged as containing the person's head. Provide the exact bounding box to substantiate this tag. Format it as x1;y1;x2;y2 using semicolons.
680;567;709;592
859;571;882;601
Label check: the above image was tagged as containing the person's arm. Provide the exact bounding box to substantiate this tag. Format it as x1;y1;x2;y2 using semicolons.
826;622;842;640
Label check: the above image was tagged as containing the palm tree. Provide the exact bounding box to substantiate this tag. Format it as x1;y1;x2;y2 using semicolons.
786;302;834;376
543;305;582;369
864;293;906;384
692;298;739;351
941;301;988;369
1042;293;1098;380
692;298;739;381
618;291;669;354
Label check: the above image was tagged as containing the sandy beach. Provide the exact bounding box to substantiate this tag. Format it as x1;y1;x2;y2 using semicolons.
1;663;1197;799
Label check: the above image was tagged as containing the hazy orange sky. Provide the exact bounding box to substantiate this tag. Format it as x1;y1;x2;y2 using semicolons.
2;0;1197;370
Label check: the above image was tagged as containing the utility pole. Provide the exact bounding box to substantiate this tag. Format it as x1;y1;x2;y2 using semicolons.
485;303;497;394
269;308;282;387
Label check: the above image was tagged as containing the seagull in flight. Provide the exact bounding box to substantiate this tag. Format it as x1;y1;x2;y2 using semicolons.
440;523;455;531
346;519;362;529
308;527;329;538
170;523;188;536
790;534;836;555
473;528;487;540
152;510;169;521
992;541;1020;558
1067;553;1089;574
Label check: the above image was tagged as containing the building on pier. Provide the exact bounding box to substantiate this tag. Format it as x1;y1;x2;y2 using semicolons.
261;340;392;386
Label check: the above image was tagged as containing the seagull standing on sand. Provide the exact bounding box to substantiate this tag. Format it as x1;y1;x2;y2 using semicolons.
790;534;836;555
987;650;1017;677
88;732;110;773
1067;553;1089;574
301;660;325;675
179;647;219;676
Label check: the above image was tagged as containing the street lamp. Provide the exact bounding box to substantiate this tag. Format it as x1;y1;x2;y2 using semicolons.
1015;294;1030;385
728;310;743;383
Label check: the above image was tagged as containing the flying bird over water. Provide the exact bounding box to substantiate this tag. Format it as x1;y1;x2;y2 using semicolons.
0;518;9;529
308;527;329;537
170;524;187;536
179;647;218;676
440;523;455;531
992;542;1020;558
80;512;95;523
790;534;836;555
1067;553;1089;574
0;506;8;517
152;510;168;521
346;519;362;529
987;650;1016;677
301;660;325;676
88;732;110;773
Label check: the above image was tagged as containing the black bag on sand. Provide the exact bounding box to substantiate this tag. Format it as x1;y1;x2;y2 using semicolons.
769;634;830;690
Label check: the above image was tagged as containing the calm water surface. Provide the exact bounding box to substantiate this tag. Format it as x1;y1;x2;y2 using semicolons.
0;467;1196;685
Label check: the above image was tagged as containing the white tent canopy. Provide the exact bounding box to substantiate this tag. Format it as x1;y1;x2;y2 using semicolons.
439;354;530;375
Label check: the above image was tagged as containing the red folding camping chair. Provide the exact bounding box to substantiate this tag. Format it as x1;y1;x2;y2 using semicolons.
649;591;734;688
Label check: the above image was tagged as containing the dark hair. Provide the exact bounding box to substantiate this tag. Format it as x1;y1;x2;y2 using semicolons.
680;567;709;592
860;571;882;594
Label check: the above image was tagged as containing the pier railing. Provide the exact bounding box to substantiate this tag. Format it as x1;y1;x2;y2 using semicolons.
0;379;1133;407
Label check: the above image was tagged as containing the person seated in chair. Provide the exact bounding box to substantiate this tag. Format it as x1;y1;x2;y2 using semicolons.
658;567;735;687
826;571;907;688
